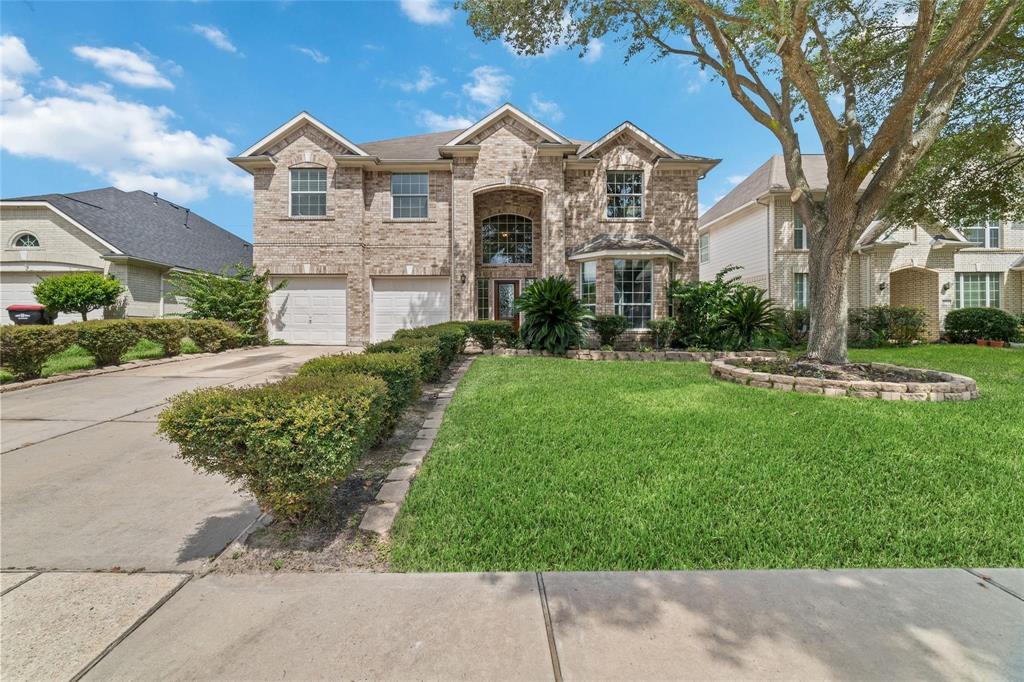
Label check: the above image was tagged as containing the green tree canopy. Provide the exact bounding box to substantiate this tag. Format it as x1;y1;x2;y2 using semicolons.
32;272;124;321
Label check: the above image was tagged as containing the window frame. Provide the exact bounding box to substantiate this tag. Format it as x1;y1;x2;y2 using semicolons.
699;233;710;264
390;172;429;220
606;170;644;219
288;168;327;218
579;261;597;314
480;214;534;265
476;278;490;320
11;233;41;249
613;259;653;329
960;220;1000;249
793;214;808;251
794;272;809;310
955;272;1001;309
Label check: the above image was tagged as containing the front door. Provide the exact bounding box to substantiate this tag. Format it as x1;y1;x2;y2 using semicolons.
494;280;520;331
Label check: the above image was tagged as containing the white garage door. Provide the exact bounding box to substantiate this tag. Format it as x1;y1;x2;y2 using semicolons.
268;277;347;345
1;271;102;325
371;277;450;342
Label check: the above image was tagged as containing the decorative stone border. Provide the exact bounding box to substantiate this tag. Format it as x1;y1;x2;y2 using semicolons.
481;348;788;362
710;357;979;401
0;346;254;394
359;356;476;537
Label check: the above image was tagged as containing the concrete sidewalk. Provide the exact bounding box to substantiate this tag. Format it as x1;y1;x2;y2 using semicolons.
2;568;1020;681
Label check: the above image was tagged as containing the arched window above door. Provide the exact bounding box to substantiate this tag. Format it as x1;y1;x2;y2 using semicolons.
481;214;532;264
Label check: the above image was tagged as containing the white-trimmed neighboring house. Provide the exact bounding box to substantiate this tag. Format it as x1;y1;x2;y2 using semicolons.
1;187;252;324
699;155;1024;339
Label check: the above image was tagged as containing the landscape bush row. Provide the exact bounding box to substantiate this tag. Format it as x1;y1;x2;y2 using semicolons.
159;321;472;520
0;318;241;380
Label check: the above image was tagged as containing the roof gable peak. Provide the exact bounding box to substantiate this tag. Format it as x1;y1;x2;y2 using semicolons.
239;112;368;157
446;103;569;146
577;121;679;160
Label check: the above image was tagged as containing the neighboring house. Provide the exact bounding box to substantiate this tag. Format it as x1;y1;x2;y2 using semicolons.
1;188;252;324
698;155;1024;338
229;104;718;345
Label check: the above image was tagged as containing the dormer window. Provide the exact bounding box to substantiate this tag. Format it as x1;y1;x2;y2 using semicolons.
961;220;1000;248
289;169;327;217
12;233;40;248
606;171;643;219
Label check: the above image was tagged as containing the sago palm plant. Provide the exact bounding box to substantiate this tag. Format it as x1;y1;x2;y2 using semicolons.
722;287;777;350
515;276;591;354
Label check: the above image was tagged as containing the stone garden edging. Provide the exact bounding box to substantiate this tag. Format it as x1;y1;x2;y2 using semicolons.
0;346;253;394
481;348;789;362
359;356;476;537
710;357;980;401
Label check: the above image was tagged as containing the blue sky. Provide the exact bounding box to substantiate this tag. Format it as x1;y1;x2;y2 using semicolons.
0;0;816;242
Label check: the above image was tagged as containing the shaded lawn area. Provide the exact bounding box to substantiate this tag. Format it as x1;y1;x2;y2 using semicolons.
0;337;202;383
390;345;1023;571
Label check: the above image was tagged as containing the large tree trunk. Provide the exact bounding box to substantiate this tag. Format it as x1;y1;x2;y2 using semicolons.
804;204;855;364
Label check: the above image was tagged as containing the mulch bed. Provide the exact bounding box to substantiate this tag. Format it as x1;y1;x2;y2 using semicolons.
745;359;948;383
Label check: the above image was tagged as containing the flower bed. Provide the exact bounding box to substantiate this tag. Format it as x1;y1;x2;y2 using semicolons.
710;356;979;401
481;348;788;362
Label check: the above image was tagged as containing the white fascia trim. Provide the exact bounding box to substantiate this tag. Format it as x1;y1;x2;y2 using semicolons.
568;249;683;262
1;201;123;255
578;121;679;160
0;262;102;273
240;112;369;157
446;103;570;146
698;193;773;233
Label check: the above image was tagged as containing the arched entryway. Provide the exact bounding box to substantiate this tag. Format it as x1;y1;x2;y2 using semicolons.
889;266;940;340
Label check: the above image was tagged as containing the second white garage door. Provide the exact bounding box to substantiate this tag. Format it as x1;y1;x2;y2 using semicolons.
371;277;450;342
268;277;347;345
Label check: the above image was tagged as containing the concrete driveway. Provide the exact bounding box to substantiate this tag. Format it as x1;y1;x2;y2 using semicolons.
0;345;344;572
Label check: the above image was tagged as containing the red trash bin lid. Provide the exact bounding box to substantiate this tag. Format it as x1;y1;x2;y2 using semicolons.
6;304;47;312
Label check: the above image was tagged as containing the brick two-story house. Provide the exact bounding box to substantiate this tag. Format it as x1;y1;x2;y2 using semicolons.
699;155;1024;339
230;105;718;344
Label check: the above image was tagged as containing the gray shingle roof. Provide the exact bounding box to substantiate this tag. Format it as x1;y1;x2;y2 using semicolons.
3;187;252;272
357;130;591;161
699;155;835;228
567;233;685;258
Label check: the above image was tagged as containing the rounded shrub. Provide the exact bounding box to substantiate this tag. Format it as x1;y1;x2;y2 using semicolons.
33;272;124;322
299;351;422;423
366;337;444;381
944;307;1020;343
466;320;516;349
592;315;630;348
138;319;187;356
185;319;241;352
158;373;389;520
0;325;76;380
72;320;142;366
393;322;468;364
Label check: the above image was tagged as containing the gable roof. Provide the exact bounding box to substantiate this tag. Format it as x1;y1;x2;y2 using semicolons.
577;121;715;165
2;188;252;272
240;111;369;157
446;103;571;146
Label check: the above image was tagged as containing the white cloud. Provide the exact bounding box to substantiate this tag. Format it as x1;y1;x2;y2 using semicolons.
686;67;709;94
400;0;451;25
416;110;473;131
192;24;238;53
294;46;329;64
398;66;443;93
726;175;746;186
463;65;511;107
71;46;174;89
529;93;563;123
582;38;604;63
1;42;249;205
1;35;40;100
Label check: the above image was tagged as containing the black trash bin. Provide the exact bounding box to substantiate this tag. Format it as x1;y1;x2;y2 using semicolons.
6;304;56;325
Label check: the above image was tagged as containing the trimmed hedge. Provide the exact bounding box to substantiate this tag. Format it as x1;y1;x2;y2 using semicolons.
186;319;241;352
158;373;389;520
393;322;468;365
138;319;187;356
366;337;444;381
466;320;516;349
848;305;928;347
0;325;76;380
944;307;1021;343
298;351;422;425
73;319;142;366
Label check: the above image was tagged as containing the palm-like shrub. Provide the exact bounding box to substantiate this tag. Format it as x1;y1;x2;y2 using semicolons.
721;287;776;350
515;276;591;354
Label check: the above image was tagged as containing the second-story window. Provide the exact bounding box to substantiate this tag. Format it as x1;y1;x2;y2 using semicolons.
961;219;1000;248
606;170;643;219
391;172;429;219
793;214;809;250
290;169;326;217
482;214;533;264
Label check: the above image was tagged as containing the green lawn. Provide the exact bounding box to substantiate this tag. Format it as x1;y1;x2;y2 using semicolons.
390;345;1023;571
0;337;201;383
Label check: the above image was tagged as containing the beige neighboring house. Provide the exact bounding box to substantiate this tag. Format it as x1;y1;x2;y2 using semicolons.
1;187;252;324
698;155;1024;338
229;104;719;345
